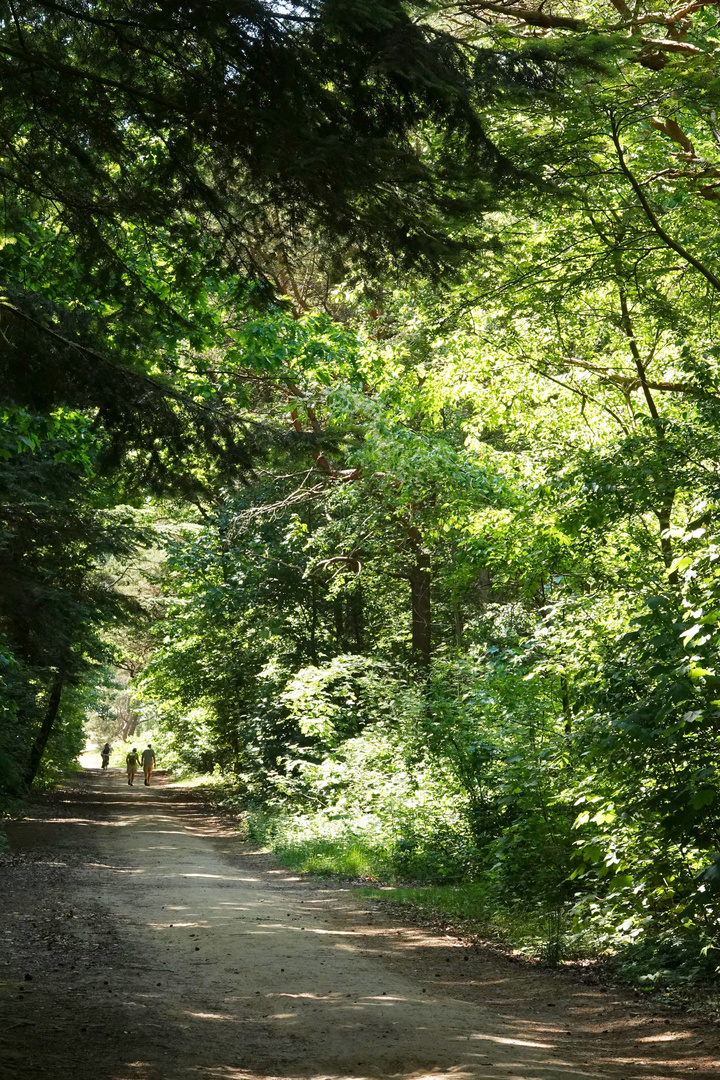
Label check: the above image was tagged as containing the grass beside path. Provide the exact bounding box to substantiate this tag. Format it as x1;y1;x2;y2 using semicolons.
177;784;720;1004
246;823;559;961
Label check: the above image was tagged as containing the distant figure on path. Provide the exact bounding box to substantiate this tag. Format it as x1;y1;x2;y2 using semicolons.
101;743;111;770
126;747;141;786
142;744;156;786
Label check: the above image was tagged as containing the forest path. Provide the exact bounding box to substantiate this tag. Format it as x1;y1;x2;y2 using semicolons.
1;771;717;1080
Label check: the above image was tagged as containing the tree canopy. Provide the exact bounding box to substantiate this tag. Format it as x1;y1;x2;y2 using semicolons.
4;0;720;984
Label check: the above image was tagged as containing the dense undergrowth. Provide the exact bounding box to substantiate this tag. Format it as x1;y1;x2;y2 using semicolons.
144;721;719;996
239;802;720;991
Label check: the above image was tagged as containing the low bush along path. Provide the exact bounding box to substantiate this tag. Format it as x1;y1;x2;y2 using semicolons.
1;770;718;1080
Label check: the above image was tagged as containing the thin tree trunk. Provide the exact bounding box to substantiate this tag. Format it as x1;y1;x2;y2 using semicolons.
349;586;364;651
309;579;319;663
333;596;345;642
656;496;678;584
618;287;679;584
24;670;64;788
560;674;572;734
407;528;431;667
453;603;465;650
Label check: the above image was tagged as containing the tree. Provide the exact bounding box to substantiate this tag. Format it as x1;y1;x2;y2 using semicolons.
0;0;515;442
0;407;145;793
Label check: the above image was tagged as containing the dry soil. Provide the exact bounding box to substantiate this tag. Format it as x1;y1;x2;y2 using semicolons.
1;769;719;1080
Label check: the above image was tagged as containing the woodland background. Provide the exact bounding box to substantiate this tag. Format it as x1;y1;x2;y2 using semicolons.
3;0;720;986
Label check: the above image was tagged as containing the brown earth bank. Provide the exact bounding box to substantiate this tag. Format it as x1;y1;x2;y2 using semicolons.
1;770;718;1080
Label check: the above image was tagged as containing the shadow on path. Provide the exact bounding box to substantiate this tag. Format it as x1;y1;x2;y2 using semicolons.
1;770;717;1080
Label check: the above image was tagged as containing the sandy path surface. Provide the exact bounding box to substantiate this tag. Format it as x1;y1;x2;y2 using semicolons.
1;770;718;1080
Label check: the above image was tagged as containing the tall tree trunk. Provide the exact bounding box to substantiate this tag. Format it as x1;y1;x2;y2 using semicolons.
24;670;64;788
407;528;431;667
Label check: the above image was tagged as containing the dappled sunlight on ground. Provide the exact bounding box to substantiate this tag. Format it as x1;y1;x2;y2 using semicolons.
2;769;718;1080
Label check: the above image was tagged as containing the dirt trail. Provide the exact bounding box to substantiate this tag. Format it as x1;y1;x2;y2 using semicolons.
1;771;718;1080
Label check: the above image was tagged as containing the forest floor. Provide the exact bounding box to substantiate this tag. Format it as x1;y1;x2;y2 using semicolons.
1;771;719;1080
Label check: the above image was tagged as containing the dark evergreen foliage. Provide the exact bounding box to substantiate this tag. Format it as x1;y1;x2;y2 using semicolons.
0;0;500;272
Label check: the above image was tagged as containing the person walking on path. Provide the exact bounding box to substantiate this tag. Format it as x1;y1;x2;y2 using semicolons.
141;744;156;786
126;747;141;786
101;742;111;770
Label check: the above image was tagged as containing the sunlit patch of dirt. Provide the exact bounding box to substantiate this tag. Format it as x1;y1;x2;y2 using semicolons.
1;770;718;1080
